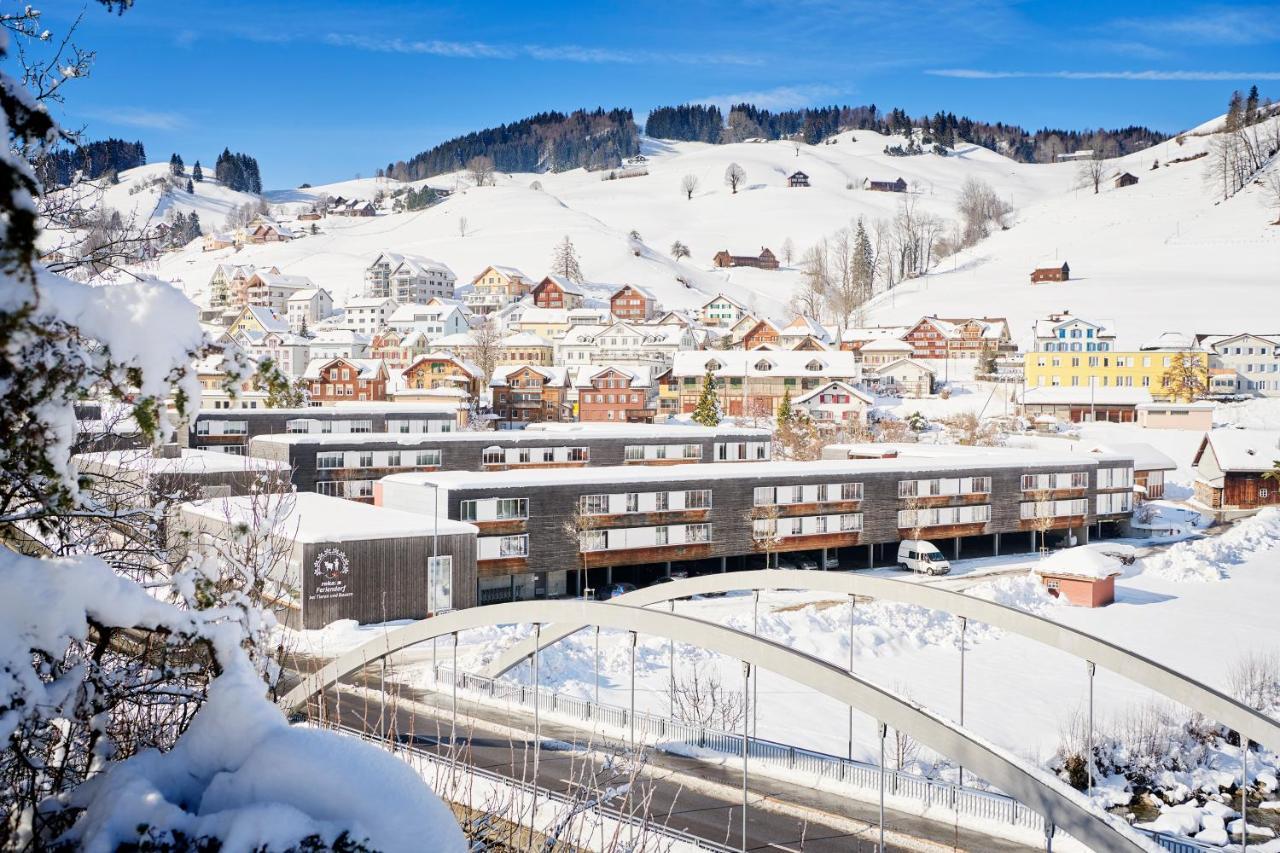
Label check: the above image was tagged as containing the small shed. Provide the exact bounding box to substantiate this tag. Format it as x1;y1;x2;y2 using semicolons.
1035;547;1123;607
1030;263;1070;284
788;171;810;188
1115;172;1139;189
1136;401;1214;432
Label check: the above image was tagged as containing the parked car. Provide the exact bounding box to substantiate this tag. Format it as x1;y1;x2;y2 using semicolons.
896;540;951;575
797;555;819;571
597;582;637;600
823;553;840;570
775;558;797;571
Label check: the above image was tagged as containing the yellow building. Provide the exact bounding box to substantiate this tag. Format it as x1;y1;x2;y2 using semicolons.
1023;350;1209;400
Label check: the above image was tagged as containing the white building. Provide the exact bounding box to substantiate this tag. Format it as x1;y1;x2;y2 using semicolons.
341;296;398;336
1196;333;1280;397
698;293;750;328
385;302;471;338
309;328;371;360
365;251;457;302
1033;311;1117;353
242;270;314;313
286;287;334;334
556;321;697;367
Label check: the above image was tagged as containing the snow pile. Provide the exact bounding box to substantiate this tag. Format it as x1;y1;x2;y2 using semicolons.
1141;509;1280;583
0;548;465;852
1033;547;1124;580
967;574;1060;614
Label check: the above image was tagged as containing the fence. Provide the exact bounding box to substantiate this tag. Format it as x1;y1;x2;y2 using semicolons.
335;721;737;853
428;664;1211;853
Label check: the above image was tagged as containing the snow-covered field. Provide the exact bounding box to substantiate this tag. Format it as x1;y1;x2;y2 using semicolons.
128;113;1279;350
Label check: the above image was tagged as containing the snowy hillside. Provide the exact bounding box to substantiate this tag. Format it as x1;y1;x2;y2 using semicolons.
96;163;262;231
140;118;1277;347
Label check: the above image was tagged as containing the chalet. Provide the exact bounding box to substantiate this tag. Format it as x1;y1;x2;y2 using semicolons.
466;265;533;315
202;232;236;252
402;353;483;402
1192;429;1280;515
227;305;289;339
240;270;313;312
208;264;259;307
778;316;831;349
867;358;935;398
1030;263;1070;284
740;318;782;350
575;365;656;423
248;221;295;243
711;248;780;270
610;284;657;322
864;177;907;193
298;209;323;221
1114;172;1139;189
698;293;751;327
838;326;912;353
672;350;860;418
530;275;586;310
787;171;810;188
370;328;431;373
490;365;572;425
793;380;875;427
902;316;1014;360
856;337;915;368
304;357;389;403
337;200;377;217
497;331;554;367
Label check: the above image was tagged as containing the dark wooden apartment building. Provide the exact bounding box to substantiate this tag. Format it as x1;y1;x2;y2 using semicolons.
376;450;1136;604
183;404;459;454
249;424;773;502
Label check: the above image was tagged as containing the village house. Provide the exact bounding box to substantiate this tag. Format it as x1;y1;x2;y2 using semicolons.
698;293;752;327
286;287;333;334
838;326;911;353
1030;262;1071;283
739;318;782;350
369;328;431;373
308;328;371;360
793;380;875;427
194;353;268;411
511;306;611;340
227;328;311;379
402;353;484;402
866;358;935;398
864;177;907;193
489;365;572;425
787;171;810;188
778;316;831;349
385;301;472;338
1136;401;1216;431
334;200;377;217
1034;311;1116;352
1114;172;1140;189
1018;387;1153;424
1192;429;1280;516
248;219;295;243
202;232;236;252
239;270;314;313
856;337;915;368
711;248;780;271
1084;442;1178;502
208;264;259;307
365;251;457;302
557;321;696;367
497;331;554;367
901;316;1015;360
610;284;657;322
341;296;398;337
304;357;389;403
574;365;656;423
465;265;533;315
226;304;289;340
1023;349;1209;400
672;350;860;418
530;275;586;310
1195;332;1280;397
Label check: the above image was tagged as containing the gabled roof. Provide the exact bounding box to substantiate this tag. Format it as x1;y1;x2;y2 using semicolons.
1085;442;1177;473
344;296;397;309
860;337;914;352
236;305;290;334
872;358;936;376
1194;332;1280;349
535;274;585;297
501;331;553;347
403;352;482;380
700;292;749;312
471;264;531;284
489;364;569;387
1194;429;1280;473
432;332;479;348
287;287;331;303
1034;315;1115;338
369;251;454;279
572;364;655;388
781;315;830;340
612;283;654;300
249;270;313;289
794;380;875;406
303;357;386;380
671;350;859;378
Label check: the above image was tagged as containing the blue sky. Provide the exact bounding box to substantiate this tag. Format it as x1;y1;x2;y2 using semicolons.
42;0;1280;188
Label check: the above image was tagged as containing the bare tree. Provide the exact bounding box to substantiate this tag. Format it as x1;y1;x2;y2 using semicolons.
1227;651;1280;712
1077;151;1108;195
780;237;795;265
669;240;690;261
680;173;699;200
724;162;746;194
550;234;584;282
666;663;746;731
956;177;1012;246
1261;171;1280;224
471;319;500;384
1027;487;1057;555
458;215;469;238
466;155;495;187
561;497;597;598
747;501;784;569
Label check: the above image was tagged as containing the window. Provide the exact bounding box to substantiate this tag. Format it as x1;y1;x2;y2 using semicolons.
496;498;527;520
416;450;441;467
841;482;863;501
654;526;669;546
625;445;644;461
581;494;609;515
222;421;247;435
840;513;862;531
567;447;589;462
386;452;401;468
683;444;702;459
626;493;640;513
498;535;528;557
685;523;711;543
580;531;607;552
752;518;777;539
753;486;774;506
317;453;344;470
482;446;504;465
316;481;342;496
460;500;477;522
684;489;712;509
358;452;374;468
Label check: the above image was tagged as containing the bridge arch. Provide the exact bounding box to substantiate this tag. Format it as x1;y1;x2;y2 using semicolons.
281;599;1158;853
482;570;1280;756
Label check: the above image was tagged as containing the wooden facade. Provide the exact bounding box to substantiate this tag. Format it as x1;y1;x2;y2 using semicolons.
183;405;457;452
610;285;657;321
712;248;780;270
1031;263;1070;283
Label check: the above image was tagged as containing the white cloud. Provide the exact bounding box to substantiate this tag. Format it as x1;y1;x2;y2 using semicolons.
323;33;758;66
81;107;188;131
694;83;846;113
1114;7;1280;46
323;33;508;59
927;69;1280;81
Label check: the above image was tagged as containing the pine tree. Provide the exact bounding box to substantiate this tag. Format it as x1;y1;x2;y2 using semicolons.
550;235;583;282
192;161;203;182
691;370;721;427
186;178;194;194
186;211;202;242
978;345;998;377
169;153;184;177
851;217;874;299
776;389;793;430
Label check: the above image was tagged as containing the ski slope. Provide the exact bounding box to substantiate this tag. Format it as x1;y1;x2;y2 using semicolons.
133;116;1277;348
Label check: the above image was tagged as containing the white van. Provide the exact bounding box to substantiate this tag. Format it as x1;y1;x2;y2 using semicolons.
896;540;951;575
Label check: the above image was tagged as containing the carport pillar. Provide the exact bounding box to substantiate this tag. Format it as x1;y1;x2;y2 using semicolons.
1030;530;1036;551
867;543;874;569
664;561;672;578
628;631;637;749
994;532;1001;556
606;566;613;585
958;616;967;787
719;556;727;573
821;547;828;570
954;536;961;560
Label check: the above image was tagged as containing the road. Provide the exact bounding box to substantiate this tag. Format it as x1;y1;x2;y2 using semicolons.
301;670;1036;853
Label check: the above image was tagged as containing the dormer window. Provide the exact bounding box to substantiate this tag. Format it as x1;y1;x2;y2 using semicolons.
805;360;824;371
753;360;773;371
705;359;722;371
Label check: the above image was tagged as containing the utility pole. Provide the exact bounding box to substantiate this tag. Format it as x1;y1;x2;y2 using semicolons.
742;660;752;853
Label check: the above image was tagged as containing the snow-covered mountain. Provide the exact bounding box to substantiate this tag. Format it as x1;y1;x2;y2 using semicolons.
136;116;1276;349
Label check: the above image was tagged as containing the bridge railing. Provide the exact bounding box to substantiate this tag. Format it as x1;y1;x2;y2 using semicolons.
427;664;1212;853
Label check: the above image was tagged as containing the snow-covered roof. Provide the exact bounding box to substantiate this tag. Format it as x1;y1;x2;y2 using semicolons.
1036;546;1124;580
500;331;552;347
872;358;936;375
780;315;830;340
793;380;875;406
404;352;482;379
250;270;312;289
1198;429;1280;472
287;287;331;303
302;357;385;380
572;364;655;388
859;338;914;352
75;448;286;477
1085;442;1177;472
1033;314;1116;338
252;422;768;448
1140;331;1198;351
842;326;909;342
181;492;477;542
311;328;371;345
344;296;396;309
472;264;530;283
613;283;655;300
671;350;859;378
1019;387;1153;406
537;274;585;296
240;305;290;334
433;332;478;348
489;364;569;387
